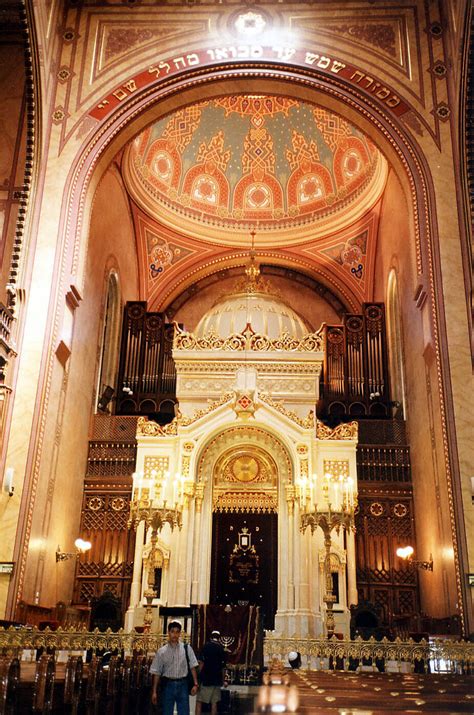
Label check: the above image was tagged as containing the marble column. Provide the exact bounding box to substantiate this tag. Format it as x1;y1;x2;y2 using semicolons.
124;520;145;629
346;529;358;607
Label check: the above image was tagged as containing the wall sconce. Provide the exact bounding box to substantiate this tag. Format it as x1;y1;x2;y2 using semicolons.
56;538;92;562
396;545;433;571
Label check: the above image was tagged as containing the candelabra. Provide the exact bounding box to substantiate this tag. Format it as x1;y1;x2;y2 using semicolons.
129;470;188;631
299;472;357;638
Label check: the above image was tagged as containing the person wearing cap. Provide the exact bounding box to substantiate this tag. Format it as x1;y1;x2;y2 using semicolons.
288;651;302;669
195;630;227;715
150;620;199;714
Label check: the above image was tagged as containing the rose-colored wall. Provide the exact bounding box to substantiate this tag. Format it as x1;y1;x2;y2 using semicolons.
22;167;138;606
376;169;457;617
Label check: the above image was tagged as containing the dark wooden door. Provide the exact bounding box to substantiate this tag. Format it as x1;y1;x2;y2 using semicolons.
210;512;277;630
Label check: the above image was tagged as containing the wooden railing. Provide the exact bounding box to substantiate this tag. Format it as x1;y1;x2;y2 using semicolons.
357;445;411;482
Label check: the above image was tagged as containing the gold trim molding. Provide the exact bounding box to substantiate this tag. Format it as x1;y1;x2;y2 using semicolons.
316;419;358;440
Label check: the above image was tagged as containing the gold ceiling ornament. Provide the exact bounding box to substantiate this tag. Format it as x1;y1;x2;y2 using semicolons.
259;392;315;429
232;244;275;298
316;419;358;440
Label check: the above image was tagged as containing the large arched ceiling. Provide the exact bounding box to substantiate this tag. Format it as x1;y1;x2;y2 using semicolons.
123;94;387;247
119;93;389;311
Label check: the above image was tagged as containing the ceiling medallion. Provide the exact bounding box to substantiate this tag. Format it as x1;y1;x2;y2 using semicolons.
234;11;267;37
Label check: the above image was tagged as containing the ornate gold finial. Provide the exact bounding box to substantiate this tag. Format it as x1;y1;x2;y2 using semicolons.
234;230;273;296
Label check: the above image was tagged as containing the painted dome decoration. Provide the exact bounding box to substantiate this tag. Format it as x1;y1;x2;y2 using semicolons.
195;261;310;340
123;95;387;246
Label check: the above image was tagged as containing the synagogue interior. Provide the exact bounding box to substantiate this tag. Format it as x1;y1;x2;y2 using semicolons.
0;0;473;712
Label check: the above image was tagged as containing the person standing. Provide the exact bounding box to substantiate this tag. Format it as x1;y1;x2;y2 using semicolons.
195;630;227;715
150;620;199;715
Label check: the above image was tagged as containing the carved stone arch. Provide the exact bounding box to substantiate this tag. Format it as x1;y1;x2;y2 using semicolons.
196;424;293;501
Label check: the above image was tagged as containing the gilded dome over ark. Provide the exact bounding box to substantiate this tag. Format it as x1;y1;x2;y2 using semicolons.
195;290;310;340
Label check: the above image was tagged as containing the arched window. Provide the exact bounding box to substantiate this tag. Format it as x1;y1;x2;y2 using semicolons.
386;269;407;418
96;271;121;413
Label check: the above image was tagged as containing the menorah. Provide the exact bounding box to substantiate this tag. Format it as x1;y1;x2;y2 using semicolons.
219;635;235;652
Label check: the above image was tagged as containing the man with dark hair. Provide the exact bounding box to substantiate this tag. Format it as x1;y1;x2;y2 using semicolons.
151;620;199;715
195;630;227;715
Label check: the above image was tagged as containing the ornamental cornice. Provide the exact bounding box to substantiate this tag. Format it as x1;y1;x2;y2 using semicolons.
136;392;234;437
174;325;324;353
213;491;277;513
174;361;321;375
259;393;315;429
137;416;178;437
316;419;358;441
176;392;234;426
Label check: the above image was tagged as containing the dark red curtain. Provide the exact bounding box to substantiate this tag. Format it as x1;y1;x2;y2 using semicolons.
195;604;261;666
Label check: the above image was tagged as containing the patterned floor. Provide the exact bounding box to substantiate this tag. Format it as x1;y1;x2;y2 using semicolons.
287;669;474;714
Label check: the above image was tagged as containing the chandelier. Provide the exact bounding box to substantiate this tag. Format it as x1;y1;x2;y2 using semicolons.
299;471;357;638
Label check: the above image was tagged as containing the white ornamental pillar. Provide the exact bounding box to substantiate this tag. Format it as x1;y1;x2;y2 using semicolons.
346;529;358;607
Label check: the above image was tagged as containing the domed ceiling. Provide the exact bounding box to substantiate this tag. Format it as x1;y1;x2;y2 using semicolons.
123;95;387;246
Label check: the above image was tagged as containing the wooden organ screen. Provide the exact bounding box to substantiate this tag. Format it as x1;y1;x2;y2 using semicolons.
116;302;177;420
73;415;137;621
354;420;418;631
322;303;390;418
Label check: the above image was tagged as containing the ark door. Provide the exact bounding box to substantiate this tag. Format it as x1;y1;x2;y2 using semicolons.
210;511;277;630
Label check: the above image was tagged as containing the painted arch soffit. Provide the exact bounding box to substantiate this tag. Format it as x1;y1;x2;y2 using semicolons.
132;199;379;311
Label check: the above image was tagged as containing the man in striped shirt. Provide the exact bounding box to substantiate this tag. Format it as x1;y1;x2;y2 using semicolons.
151;620;199;715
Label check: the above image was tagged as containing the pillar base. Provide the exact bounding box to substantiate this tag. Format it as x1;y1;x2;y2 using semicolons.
272;609;324;638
